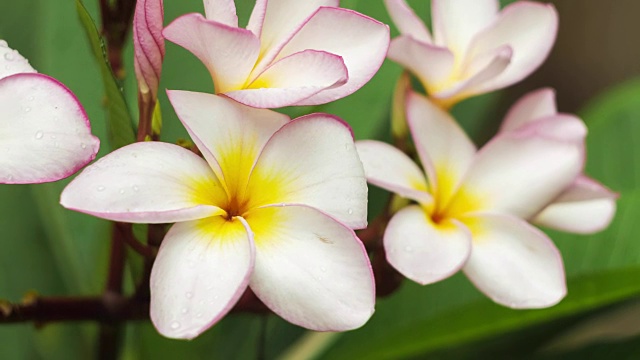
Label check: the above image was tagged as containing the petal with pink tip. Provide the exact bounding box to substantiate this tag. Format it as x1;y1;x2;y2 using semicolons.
246;205;374;331
60;142;226;223
467;2;558;92
432;0;499;54
384;0;432;43
463;213;566;308
0;73;99;184
0;41;36;79
385;205;472;285
355;140;432;206
163;13;259;93
406;92;476;204
248;114;368;229
225;49;347;108
275;7;390;105
500;88;557;132
203;0;238;27
167;91;289;192
387;36;455;90
150;216;254;339
534;176;617;234
246;0;268;36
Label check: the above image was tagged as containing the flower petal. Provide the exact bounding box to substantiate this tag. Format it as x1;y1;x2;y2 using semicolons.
534;176;618;234
247;0;268;36
60;142;226;223
150;216;254;339
355;140;431;205
248;114;368;229
166;91;289;195
432;0;499;54
384;205;472;285
387;36;455;91
275;7;390;105
225;49;347;108
462;213;566;308
384;0;432;43
0;73;99;184
245;205;374;331
457;122;583;219
163;13;260;93
0;40;36;80
203;0;238;27
467;2;558;92
406;92;476;205
500;87;557;132
133;0;165;98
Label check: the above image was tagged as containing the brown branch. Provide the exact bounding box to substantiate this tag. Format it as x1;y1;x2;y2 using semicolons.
99;0;136;79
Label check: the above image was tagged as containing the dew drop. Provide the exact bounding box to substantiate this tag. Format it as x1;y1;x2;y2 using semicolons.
185;292;193;299
181;308;188;314
4;51;14;61
97;186;105;192
348;208;353;215
24;107;31;113
7;175;14;181
320;266;327;273
28;96;34;101
132;185;140;192
344;144;349;150
0;40;7;47
196;312;203;318
34;131;44;140
81;143;87;149
119;188;125;194
50;134;56;139
53;142;59;148
404;246;413;253
170;321;180;330
213;295;219;300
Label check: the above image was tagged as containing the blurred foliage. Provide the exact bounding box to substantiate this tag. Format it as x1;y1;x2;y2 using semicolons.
0;0;638;359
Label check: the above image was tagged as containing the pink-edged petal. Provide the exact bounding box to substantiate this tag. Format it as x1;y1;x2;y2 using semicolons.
462;213;566;308
406;92;476;205
163;13;259;93
275;7;390;105
432;0;499;54
384;0;432;43
457;121;583;219
387;36;455;91
534;176;618;234
355;140;432;205
0;73;99;184
245;205;374;331
167;91;289;193
60;142;226;223
0;41;36;80
248;114;367;229
384;205;472;285
133;0;165;98
500;88;558;132
203;0;238;27
225;49;347;108
247;0;268;36
150;216;254;339
467;2;558;92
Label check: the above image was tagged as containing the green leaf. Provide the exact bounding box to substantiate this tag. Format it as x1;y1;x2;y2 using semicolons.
75;0;135;150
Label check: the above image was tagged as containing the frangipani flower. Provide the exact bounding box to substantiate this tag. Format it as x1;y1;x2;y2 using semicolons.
163;0;390;108
357;91;592;308
385;0;558;108
0;40;99;184
60;94;374;339
133;0;165;100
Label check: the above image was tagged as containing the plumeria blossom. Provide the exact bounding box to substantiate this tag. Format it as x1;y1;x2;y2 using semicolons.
60;93;374;339
163;0;390;108
0;40;99;184
133;0;165;100
384;0;558;108
356;90;602;308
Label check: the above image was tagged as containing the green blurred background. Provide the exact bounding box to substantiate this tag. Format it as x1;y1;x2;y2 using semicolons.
1;0;640;358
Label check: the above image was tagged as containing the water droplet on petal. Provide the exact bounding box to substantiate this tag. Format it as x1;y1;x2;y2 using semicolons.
50;134;56;139
132;185;139;192
170;321;180;330
96;186;105;192
4;51;14;61
24;107;31;113
0;40;7;47
28;96;34;101
404;246;413;253
344;144;349;150
348;208;353;215
185;292;193;299
196;312;203;318
81;143;87;149
53;142;59;148
119;188;125;194
7;175;14;181
181;308;188;314
320;267;327;272
34;131;44;140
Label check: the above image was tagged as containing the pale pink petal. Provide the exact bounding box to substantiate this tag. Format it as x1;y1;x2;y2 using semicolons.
248;114;367;229
225;49;347;108
0;73;99;184
150;216;254;339
246;205;374;331
0;40;36;79
463;213;566;308
384;205;472;285
500;88;557;132
163;13;260;93
274;7;390;105
246;0;268;36
60;142;226;223
387;36;455;90
166;91;289;190
133;0;165;98
458;122;583;219
534;176;618;234
384;0;432;43
355;140;432;205
432;0;499;54
467;2;558;92
203;0;238;27
406;92;476;204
